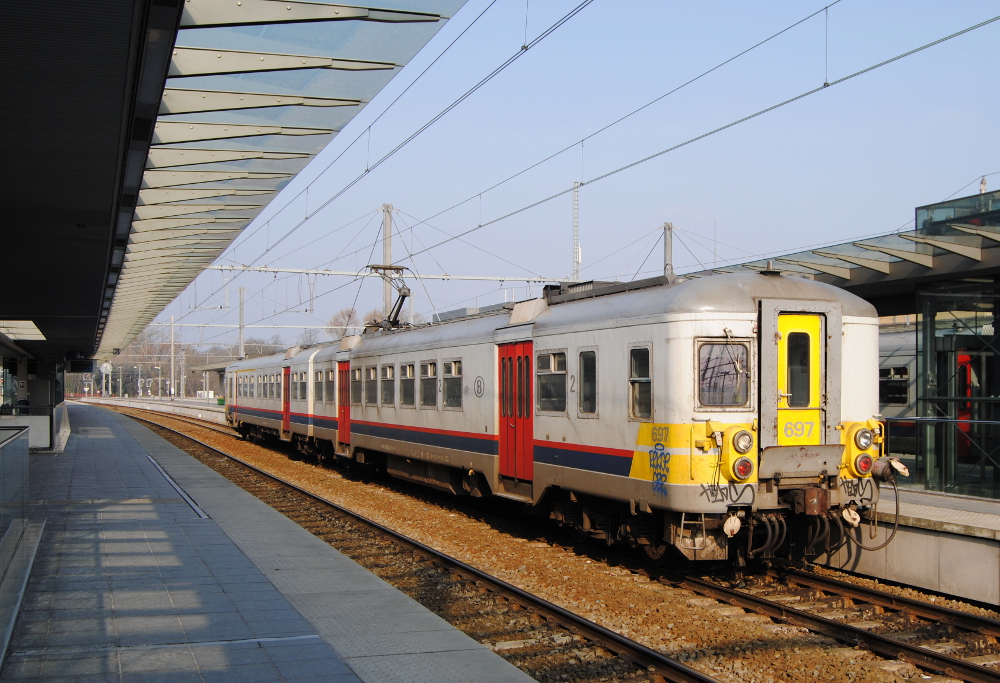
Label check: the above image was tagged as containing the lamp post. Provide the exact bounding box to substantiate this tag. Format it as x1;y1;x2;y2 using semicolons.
154;367;161;400
134;366;140;398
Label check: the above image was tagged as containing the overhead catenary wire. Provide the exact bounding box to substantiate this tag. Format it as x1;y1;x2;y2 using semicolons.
227;0;503;260
165;10;1000;349
395;209;546;277
629;232;663;282
208;1;594;300
169;0;592;329
390;1;844;239
400;12;1000;263
173;1;853;321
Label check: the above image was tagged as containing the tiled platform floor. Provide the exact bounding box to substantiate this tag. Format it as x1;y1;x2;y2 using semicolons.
1;404;531;683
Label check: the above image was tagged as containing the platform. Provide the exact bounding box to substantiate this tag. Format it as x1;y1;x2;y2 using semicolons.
1;403;532;683
79;397;227;425
819;485;1000;605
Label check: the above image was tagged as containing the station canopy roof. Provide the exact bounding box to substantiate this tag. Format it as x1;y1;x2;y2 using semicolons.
687;191;1000;316
1;0;464;362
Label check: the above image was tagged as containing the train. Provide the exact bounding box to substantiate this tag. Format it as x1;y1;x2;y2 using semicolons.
226;270;899;564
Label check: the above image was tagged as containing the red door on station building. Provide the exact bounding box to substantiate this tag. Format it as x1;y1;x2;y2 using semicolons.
498;341;533;481
337;360;351;445
281;367;291;438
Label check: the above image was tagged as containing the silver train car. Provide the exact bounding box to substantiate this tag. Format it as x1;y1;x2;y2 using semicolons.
226;271;891;563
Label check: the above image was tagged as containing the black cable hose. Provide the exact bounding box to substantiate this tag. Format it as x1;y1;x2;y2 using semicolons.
845;479;901;552
813;514;830;554
826;510;848;554
772;515;787;554
749;515;773;558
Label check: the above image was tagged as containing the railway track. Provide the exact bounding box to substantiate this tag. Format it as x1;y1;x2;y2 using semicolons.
665;573;1000;683
117;407;718;683
115;405;1000;683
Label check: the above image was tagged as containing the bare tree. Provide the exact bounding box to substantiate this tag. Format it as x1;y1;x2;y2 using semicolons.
297;328;321;346
327;308;360;340
363;308;383;327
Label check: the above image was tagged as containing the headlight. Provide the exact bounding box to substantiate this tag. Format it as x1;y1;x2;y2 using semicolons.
733;430;754;454
854;428;873;450
855;453;873;475
733;456;754;480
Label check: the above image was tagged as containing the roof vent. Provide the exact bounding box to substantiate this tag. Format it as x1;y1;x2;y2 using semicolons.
760;259;782;276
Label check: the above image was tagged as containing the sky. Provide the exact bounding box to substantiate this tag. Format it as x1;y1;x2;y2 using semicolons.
155;0;1000;350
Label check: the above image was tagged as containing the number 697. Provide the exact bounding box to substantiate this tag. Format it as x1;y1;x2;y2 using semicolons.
784;421;814;438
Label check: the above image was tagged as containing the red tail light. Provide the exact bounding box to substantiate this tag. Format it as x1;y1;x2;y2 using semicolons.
733;456;754;480
855;454;873;475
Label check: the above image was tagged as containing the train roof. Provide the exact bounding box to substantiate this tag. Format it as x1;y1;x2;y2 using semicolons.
224;272;877;367
532;271;877;334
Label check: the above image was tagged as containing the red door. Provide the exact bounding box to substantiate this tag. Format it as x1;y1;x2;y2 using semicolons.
498;341;533;481
281;367;291;437
337;360;350;445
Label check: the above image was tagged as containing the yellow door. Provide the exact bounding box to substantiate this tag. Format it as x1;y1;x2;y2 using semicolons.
777;314;823;445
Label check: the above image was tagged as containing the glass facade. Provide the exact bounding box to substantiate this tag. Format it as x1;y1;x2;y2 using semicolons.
886;193;1000;498
893;279;1000;498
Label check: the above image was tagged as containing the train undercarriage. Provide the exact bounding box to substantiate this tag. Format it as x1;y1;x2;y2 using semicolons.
232;420;903;566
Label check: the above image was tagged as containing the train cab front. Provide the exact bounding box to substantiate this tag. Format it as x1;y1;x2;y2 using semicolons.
735;418;891;564
724;307;905;565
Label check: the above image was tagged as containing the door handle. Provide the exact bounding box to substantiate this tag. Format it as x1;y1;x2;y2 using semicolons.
509;422;514;428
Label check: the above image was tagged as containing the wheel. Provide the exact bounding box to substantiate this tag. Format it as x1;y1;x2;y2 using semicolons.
642;543;669;565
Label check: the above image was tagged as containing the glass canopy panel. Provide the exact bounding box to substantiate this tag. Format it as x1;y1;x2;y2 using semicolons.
176;21;445;65
166;67;398;100
96;0;466;359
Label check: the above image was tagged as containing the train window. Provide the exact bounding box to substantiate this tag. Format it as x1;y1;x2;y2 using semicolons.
500;359;507;417
536;352;566;412
270;375;276;399
698;343;749;406
580;351;597;414
787;333;810;407
314;371;323;403
350;368;362;405
879;366;909;405
364;367;378;405
629;347;652;419
400;364;415;406
516;356;523;417
381;365;395;405
325;370;335;403
443;361;462;408
420;362;437;408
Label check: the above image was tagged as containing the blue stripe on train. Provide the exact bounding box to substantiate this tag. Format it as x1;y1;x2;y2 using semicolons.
351;422;498;456
533;444;633;477
229;406;337;430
